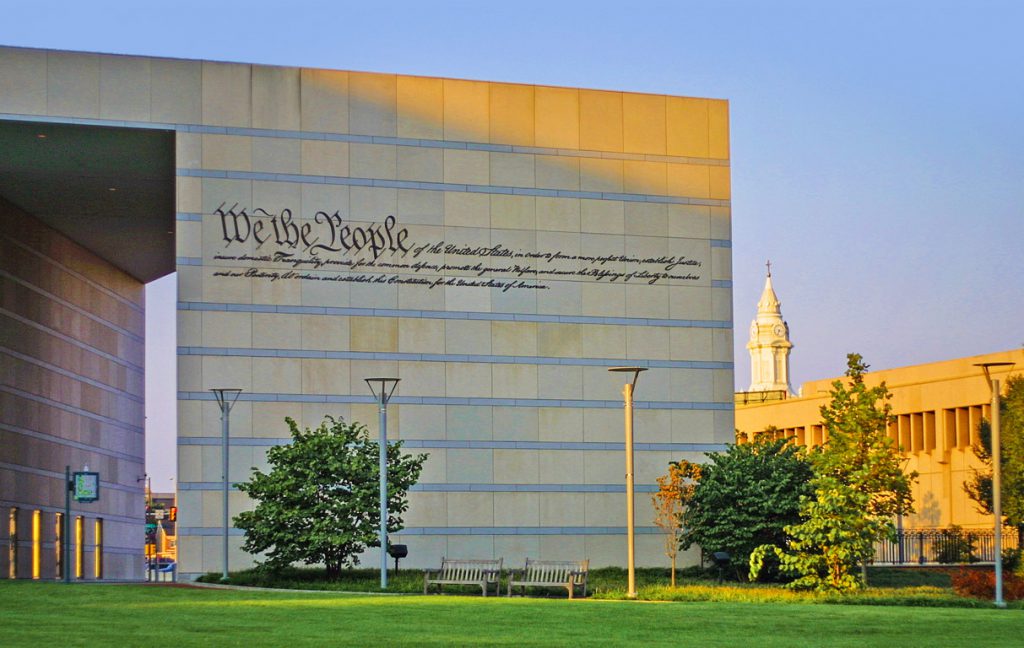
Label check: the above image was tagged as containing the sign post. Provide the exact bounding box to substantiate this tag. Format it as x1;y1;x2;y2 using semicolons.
65;468;99;583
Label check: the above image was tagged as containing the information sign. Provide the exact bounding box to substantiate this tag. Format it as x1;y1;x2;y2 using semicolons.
72;471;100;502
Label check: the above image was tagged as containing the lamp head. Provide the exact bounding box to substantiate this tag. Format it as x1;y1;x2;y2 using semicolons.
974;362;1015;389
209;388;243;411
365;377;401;404
609;366;647;389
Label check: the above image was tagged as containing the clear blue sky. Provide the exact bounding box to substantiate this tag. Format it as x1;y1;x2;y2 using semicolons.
3;1;1021;491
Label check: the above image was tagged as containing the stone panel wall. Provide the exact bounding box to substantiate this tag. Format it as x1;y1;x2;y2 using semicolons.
0;197;146;580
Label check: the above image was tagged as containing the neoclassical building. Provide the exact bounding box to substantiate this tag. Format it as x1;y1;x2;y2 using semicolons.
1;46;734;579
734;271;1021;530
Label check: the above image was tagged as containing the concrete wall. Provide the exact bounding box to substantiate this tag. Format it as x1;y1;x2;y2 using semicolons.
0;197;146;580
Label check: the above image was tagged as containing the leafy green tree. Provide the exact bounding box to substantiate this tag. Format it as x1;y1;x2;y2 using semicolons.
234;416;427;579
814;354;916;521
751;354;917;592
964;375;1024;551
679;431;814;579
751;476;880;591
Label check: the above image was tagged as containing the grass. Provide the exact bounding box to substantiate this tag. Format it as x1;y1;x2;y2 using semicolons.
198;565;997;608
2;580;1023;647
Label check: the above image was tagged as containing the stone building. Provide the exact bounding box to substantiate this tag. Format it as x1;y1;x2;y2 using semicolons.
734;268;1020;530
1;46;734;579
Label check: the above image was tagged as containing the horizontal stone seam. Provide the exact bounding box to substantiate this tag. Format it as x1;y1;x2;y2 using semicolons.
0;422;144;462
0;500;145;529
0;386;145;434
0;112;730;167
175;526;661;536
178;346;732;370
177;482;661;492
0;541;141;557
176;167;730;208
0;463;145;496
0;308;144;374
0;269;145;344
177;437;725;452
176;391;732;410
176;301;732;329
1;347;144;403
0;233;144;313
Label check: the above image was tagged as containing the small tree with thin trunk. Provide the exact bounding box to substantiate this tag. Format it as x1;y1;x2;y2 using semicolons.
652;462;700;586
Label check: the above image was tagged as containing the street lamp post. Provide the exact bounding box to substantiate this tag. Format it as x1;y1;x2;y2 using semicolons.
366;377;400;589
210;388;242;582
609;367;647;599
974;361;1014;608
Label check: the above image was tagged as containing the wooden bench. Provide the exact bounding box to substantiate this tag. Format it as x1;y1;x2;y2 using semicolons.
507;558;590;599
423;557;503;596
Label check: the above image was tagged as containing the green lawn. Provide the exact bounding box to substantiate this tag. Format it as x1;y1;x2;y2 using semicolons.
3;581;1022;647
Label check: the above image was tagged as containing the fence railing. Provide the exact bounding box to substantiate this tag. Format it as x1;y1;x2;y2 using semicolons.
874;528;1020;565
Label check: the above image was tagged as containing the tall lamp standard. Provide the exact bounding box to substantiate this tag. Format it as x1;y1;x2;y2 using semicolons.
210;388;242;582
608;367;647;599
974;361;1015;608
366;377;400;589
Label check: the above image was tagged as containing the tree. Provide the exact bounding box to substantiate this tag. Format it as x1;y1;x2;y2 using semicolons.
651;461;700;587
751;476;879;592
234;416;427;578
964;375;1024;551
751;353;917;591
814;354;915;522
680;431;814;580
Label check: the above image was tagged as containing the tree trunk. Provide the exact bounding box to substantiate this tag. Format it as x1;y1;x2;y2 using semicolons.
671;555;676;588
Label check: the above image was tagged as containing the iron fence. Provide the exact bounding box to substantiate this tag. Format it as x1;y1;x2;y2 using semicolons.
874;528;1020;565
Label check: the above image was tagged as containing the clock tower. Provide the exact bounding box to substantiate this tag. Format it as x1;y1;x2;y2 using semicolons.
747;262;794;394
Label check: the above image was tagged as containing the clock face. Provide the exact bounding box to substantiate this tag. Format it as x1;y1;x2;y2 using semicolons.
773;324;786;337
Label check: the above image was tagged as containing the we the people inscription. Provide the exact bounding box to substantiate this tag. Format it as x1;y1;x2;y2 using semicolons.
214;204;705;292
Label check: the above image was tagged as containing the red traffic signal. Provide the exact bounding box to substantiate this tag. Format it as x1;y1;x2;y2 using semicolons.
169;506;177;522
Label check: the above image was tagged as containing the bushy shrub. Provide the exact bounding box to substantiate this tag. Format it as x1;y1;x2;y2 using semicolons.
1002;548;1022;573
933;526;977;564
951;568;1024;600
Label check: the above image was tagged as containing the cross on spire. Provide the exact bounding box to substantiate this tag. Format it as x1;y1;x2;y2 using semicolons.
766;259;772;277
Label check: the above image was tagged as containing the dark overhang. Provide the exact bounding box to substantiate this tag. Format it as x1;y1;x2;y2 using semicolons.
0;119;176;283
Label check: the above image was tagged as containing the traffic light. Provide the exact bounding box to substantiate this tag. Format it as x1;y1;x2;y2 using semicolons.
145;523;157;545
168;506;177;522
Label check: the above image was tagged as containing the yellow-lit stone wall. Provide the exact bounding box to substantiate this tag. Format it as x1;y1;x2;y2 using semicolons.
0;47;733;577
736;350;1023;531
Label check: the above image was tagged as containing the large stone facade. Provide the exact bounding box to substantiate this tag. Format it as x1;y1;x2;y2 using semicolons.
1;198;146;580
1;46;734;579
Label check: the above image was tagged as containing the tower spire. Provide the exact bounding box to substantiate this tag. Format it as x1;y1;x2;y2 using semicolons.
747;263;793;395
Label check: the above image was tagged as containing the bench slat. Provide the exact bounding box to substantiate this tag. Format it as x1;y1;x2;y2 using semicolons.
507;558;589;599
424;557;503;597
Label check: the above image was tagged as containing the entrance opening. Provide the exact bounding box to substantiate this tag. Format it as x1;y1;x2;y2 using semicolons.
0;118;175;580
